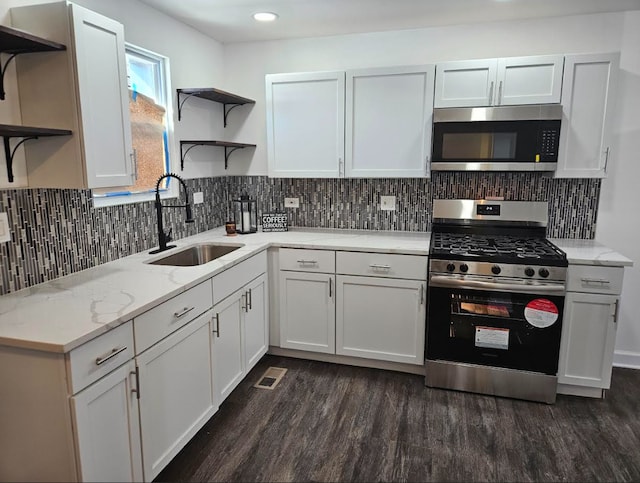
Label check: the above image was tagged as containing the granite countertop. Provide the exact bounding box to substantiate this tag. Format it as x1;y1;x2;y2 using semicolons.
0;227;431;353
551;238;634;267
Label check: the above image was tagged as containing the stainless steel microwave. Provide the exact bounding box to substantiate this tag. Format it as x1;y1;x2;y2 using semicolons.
431;105;562;172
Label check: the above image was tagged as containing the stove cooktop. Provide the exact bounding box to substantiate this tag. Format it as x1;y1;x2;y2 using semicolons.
430;232;568;266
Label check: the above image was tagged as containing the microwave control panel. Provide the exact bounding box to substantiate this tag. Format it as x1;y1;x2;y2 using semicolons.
537;121;561;161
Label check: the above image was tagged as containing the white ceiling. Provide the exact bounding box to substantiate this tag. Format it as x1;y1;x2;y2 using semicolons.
138;0;640;44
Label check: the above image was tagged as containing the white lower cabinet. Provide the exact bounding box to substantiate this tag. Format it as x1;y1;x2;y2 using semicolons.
136;310;217;481
212;290;245;403
71;360;143;482
336;275;426;365
557;264;624;397
279;270;336;354
244;274;269;371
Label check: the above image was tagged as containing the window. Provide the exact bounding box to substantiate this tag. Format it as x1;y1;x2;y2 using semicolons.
93;45;174;205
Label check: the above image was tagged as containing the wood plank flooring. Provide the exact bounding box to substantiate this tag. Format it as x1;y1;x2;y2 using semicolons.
156;356;640;482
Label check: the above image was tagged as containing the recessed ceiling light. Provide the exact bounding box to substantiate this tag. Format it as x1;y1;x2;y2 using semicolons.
253;12;278;22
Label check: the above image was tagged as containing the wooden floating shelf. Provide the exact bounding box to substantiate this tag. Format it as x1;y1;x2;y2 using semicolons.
180;140;256;170
176;88;255;125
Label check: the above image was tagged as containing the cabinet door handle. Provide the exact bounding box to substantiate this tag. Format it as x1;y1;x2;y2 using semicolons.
329;277;332;298
425;154;429;175
297;259;318;265
131;150;138;180
174;306;195;319
420;284;424;305
603;147;610;173
130;366;140;400
248;288;252;310
212;313;220;337
497;80;503;105
613;299;620;324
339;157;344;177
488;81;494;105
369;264;391;271
95;346;127;366
580;277;611;285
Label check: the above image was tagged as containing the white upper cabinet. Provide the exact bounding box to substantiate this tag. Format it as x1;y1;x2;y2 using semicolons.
555;53;619;179
12;2;134;189
434;55;564;108
266;71;345;178
345;65;435;178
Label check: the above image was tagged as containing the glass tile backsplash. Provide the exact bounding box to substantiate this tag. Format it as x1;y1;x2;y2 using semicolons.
0;173;599;295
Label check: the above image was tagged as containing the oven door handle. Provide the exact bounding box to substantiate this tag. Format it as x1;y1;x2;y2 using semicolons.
429;275;565;294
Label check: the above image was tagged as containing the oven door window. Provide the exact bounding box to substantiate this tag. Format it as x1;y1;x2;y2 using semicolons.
426;287;564;375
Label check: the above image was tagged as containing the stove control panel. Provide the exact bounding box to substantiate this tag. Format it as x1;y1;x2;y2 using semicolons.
430;259;567;282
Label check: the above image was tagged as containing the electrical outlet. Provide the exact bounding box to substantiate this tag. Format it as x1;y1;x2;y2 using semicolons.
284;197;300;208
193;192;204;204
380;196;396;211
0;213;10;243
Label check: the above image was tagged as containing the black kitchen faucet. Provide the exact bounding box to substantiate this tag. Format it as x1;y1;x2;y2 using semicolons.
150;173;194;254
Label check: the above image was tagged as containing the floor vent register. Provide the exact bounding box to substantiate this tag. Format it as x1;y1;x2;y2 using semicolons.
254;367;288;390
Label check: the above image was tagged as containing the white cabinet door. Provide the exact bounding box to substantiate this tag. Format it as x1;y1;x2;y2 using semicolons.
496;55;564;106
345;65;434;177
279;271;336;354
555;53;619;178
244;273;269;373
70;4;134;188
72;360;143;483
137;311;216;481
336;276;425;365
558;292;618;389
266;71;345;177
434;59;497;108
212;290;245;404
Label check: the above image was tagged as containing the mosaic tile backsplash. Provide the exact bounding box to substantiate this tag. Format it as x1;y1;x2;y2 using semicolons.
0;173;599;295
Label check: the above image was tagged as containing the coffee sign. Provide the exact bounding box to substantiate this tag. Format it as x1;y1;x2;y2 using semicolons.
262;212;288;232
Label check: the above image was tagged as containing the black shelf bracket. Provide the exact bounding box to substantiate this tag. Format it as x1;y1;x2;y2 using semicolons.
223;103;242;128
0;53;18;101
180;143;201;171
179;140;256;171
3;135;36;182
223;146;242;169
176;91;196;122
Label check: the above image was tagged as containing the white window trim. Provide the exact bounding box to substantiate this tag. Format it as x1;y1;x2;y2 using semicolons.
93;43;178;208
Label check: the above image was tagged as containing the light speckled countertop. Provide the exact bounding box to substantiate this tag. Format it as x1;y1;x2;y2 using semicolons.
0;227;431;353
0;228;632;354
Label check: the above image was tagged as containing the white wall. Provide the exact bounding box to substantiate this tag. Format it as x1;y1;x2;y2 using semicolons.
597;11;640;368
0;0;229;185
223;12;640;367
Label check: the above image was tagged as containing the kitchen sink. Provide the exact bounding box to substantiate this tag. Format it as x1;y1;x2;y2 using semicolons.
148;243;243;266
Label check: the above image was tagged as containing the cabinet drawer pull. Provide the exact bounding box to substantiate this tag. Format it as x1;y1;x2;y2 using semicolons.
580;278;611;285
95;346;127;366
297;259;318;265
369;264;391;271
174;306;195;319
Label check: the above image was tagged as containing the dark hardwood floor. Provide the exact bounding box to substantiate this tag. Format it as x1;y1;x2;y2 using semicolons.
156;356;640;482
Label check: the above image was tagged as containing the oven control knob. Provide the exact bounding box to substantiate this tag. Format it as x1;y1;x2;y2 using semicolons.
459;263;469;273
491;265;501;275
525;267;535;277
539;268;550;278
446;263;456;272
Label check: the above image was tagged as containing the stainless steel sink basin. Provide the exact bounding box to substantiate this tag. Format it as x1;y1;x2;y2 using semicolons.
148;243;243;266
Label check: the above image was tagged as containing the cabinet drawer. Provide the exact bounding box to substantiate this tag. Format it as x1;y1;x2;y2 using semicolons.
134;279;213;354
336;251;428;280
68;321;134;394
213;251;267;305
567;265;624;295
279;248;335;273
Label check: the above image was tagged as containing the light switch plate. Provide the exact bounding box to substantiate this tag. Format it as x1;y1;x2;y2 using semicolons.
380;196;396;211
193;192;204;204
284;197;300;208
0;213;10;243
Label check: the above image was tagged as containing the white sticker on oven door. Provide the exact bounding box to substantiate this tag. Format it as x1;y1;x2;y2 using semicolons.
524;298;559;328
475;326;509;350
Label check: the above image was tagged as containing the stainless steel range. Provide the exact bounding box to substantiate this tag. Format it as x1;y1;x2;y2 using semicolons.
425;199;567;404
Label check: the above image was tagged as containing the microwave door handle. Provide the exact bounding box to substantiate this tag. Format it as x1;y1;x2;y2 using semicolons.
429;275;565;294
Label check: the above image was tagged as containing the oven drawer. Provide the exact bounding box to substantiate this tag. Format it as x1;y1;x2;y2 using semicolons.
567;265;624;295
68;321;134;394
279;248;335;273
336;251;428;280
